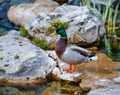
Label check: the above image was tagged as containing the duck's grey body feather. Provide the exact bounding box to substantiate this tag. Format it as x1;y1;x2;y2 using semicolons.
60;45;90;64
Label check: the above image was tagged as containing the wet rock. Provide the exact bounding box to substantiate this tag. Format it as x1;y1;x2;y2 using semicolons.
0;30;56;84
25;5;105;48
7;0;59;25
61;84;81;94
88;85;120;95
76;53;120;94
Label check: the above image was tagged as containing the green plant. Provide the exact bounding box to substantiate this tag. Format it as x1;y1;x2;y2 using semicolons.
46;26;55;35
51;20;68;29
20;26;28;37
80;0;91;7
89;9;94;14
112;4;119;35
104;36;111;55
102;0;111;24
33;37;49;50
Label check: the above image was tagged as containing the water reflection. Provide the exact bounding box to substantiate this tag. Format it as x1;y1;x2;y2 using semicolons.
110;49;120;62
0;82;51;95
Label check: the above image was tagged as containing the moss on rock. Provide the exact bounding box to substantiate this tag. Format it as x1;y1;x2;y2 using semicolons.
20;26;28;37
33;37;49;50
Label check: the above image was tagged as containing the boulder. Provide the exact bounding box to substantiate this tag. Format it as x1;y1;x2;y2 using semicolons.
0;30;56;84
7;0;59;26
25;5;105;48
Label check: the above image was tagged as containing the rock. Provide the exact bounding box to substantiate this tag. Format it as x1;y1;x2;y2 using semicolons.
88;85;120;95
76;53;120;94
7;0;59;26
0;30;56;84
25;5;105;48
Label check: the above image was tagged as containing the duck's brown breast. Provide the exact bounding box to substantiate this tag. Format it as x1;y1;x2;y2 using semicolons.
55;38;67;58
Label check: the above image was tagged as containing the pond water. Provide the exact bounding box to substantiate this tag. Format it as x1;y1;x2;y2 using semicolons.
110;49;120;62
0;81;76;95
0;82;52;95
106;39;120;62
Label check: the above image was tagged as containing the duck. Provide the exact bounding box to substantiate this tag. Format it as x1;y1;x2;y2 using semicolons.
51;28;95;73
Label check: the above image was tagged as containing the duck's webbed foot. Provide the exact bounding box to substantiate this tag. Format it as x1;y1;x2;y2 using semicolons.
65;64;76;73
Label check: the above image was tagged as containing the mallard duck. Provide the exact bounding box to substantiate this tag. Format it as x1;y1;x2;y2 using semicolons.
51;28;95;73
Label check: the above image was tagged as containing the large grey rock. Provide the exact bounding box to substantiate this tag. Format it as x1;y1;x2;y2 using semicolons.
0;30;56;80
25;5;105;48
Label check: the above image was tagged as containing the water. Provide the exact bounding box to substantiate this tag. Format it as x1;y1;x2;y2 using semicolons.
0;82;51;95
102;48;120;62
99;37;120;62
110;49;120;62
107;39;120;62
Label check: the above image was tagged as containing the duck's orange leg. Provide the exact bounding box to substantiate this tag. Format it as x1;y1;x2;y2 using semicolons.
67;64;76;73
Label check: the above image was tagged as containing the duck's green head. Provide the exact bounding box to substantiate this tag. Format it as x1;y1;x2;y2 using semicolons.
56;28;67;38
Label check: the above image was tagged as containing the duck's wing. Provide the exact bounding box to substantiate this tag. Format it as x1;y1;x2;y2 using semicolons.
69;45;95;57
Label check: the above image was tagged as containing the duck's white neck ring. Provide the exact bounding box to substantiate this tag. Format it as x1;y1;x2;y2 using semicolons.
61;37;67;39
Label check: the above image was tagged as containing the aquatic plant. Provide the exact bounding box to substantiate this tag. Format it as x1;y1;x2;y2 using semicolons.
112;4;119;35
33;37;49;50
20;26;28;37
104;36;111;55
